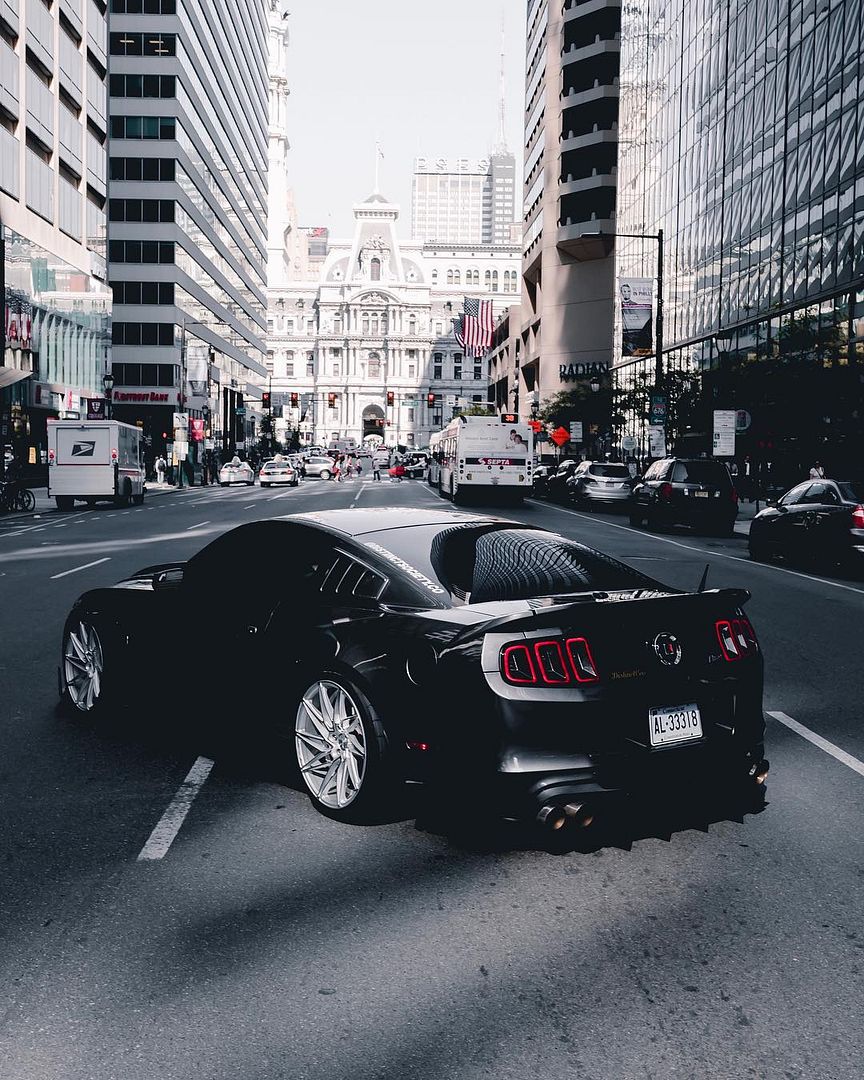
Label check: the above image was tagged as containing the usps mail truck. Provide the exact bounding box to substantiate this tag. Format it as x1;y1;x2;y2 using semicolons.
47;419;146;511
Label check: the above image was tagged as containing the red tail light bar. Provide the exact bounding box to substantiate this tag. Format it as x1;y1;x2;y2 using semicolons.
852;504;864;529
501;636;599;686
715;617;758;661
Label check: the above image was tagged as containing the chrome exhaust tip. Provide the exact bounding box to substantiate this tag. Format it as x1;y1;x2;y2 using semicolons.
563;801;595;828
536;803;568;830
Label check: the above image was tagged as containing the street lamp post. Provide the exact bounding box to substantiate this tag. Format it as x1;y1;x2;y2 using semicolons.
102;370;114;420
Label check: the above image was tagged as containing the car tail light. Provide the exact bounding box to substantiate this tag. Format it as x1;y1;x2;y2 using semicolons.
715;617;758;661
659;482;673;500
500;636;599;686
852;505;864;529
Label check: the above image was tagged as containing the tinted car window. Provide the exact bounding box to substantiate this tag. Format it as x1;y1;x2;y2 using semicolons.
643;461;667;481
588;464;630;478
671;461;731;485
779;483;812;506
838;481;864;502
806;482;840;504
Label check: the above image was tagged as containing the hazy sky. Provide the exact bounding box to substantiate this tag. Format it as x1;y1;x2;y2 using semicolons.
285;0;525;239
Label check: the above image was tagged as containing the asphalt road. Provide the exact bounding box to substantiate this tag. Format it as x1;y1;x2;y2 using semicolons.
1;477;862;1079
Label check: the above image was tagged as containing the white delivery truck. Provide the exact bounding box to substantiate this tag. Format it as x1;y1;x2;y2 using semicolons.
47;419;146;511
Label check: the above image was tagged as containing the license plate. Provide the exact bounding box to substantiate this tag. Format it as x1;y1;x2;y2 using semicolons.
649;704;703;747
695;490;709;498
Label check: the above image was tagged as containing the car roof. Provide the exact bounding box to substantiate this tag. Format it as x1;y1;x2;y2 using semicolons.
279;507;507;538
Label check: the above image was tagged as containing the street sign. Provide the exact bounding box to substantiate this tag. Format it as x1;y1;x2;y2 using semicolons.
173;412;189;430
648;424;666;457
550;426;571;447
528;420;543;433
569;421;583;442
235;406;246;417
86;399;106;420
713;409;736;456
621;434;637;452
649;393;667;425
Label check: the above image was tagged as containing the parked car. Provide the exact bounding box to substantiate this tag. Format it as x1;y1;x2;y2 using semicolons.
568;461;634;509
402;451;429;479
542;459;582;502
748;478;864;568
58;509;768;828
218;459;254;486
629;458;738;535
303;455;337;480
259;458;299;488
531;464;555;498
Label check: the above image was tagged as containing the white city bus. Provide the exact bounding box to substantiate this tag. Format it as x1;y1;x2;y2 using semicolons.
429;414;533;502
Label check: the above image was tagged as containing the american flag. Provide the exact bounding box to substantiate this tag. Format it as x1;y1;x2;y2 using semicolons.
464;297;494;341
453;316;466;350
462;314;486;358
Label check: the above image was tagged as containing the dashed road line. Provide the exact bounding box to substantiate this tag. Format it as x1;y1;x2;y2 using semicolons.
137;756;215;861
768;711;864;780
50;557;111;580
186;520;210;531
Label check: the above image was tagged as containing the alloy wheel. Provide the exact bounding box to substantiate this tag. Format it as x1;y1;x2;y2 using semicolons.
295;680;367;810
63;621;105;712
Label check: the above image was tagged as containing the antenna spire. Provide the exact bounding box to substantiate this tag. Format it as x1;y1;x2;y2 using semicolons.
496;10;507;152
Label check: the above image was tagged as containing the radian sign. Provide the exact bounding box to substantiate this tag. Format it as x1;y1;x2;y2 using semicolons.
559;362;610;381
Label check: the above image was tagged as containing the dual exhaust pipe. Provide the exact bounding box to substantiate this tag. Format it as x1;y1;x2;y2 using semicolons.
536;801;595;831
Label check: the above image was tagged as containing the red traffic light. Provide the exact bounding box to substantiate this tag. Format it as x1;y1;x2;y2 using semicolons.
427;392;436;407
386;391;394;406
262;391;271;409
328;393;336;408
290;392;299;407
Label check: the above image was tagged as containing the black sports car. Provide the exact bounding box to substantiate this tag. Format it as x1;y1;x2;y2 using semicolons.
59;509;768;829
748;478;864;568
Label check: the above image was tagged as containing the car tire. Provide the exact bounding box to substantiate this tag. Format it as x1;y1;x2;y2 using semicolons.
59;616;116;719
320;469;331;480
114;493;130;508
294;675;398;823
56;496;75;512
716;521;736;538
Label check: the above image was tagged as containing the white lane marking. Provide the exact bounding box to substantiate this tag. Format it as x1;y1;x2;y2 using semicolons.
767;711;864;780
107;513;117;518
267;490;297;500
50;557;111;580
528;501;864;596
186;520;210;531
243;504;256;511
137;756;215;861
351;486;363;507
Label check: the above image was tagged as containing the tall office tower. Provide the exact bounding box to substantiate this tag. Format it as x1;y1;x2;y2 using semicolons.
615;0;864;475
107;0;269;462
412;153;517;245
1;0;112;475
520;0;621;416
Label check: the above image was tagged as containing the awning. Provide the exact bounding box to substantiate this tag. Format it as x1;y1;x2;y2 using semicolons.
0;366;33;390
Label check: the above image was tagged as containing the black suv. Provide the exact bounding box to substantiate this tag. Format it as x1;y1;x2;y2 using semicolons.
629;458;738;536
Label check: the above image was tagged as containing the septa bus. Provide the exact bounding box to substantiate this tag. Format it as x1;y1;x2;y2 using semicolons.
427;414;533;502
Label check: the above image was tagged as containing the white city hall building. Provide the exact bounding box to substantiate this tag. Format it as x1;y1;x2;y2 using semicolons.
267;191;520;450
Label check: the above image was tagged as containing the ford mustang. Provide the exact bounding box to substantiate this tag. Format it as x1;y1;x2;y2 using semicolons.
58;509;768;830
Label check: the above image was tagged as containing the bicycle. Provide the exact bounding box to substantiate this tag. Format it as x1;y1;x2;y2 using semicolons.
0;480;36;513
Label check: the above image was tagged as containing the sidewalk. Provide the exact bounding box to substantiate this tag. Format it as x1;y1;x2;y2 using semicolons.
733;499;761;537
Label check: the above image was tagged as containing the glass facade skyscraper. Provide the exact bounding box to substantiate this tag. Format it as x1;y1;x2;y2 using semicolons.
615;0;864;480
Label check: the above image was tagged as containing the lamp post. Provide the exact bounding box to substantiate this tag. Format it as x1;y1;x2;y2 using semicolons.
102;370;114;420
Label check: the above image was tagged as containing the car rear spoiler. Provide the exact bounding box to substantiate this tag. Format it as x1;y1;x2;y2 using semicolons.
441;586;751;653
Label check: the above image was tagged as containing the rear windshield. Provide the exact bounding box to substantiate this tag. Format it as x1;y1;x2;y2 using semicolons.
838;481;864;502
672;461;732;485
588;464;630;478
360;524;658;606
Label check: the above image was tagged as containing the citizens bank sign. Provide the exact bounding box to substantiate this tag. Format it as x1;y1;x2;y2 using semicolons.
559;362;610;381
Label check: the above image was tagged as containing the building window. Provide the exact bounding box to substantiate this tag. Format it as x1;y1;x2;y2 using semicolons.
409;316;416;335
266;351;274;373
433;365;442;379
306;353;314;375
431;269;438;284
108;199;174;223
368;353;381;378
108;240;174;263
361;315;370;335
408;364;416;378
447;269;454;285
109;32;177;57
112;322;174;346
333;315;342;333
491;270;498;290
333;363;341;377
285;350;294;377
370;257;381;281
286;319;294;332
109;158;175;181
454;269;461;285
109;74;176;98
484;270;491;286
110;0;177;13
407;408;415;422
473;365;482;379
454;365;462;380
109;115;176;140
111;281;174;304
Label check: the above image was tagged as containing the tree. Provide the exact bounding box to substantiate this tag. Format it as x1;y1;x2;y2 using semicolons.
461;402;495;416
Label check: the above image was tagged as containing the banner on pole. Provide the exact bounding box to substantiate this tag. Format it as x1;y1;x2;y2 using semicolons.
713;410;736;456
619;278;654;357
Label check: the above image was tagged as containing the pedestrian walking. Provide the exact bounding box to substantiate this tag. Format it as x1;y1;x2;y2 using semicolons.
333;458;342;482
809;461;825;479
155;455;166;484
372;458;382;481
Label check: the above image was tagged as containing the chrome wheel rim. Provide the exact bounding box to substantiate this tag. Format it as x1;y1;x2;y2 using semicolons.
295;681;367;809
63;621;104;712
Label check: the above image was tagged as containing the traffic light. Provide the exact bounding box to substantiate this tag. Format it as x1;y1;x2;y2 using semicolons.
386;391;394;407
328;392;337;409
290;392;299;408
262;391;271;410
427;392;436;407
